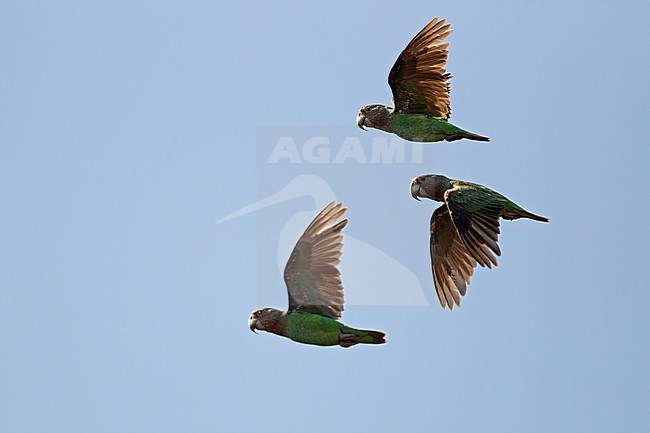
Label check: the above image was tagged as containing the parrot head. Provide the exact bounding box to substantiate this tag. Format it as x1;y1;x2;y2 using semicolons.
248;308;283;334
410;174;452;202
357;104;392;131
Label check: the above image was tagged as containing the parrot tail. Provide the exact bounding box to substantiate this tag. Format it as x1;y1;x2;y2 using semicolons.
463;131;490;142
502;204;549;222
520;210;549;222
360;330;387;345
443;130;490;142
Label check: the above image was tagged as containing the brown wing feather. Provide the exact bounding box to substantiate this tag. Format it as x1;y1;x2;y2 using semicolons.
388;17;453;118
430;205;478;309
284;201;347;319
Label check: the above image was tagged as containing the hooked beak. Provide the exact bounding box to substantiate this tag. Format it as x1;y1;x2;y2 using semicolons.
357;113;367;131
410;181;422;201
248;317;258;334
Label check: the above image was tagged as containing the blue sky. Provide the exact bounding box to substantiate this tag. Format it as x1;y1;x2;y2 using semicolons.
1;1;649;432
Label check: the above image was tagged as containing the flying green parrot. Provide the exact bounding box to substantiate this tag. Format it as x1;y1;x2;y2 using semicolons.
248;202;386;347
410;174;548;309
356;17;489;143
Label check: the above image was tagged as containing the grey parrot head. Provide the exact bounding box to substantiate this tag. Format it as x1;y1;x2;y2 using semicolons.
357;104;392;130
410;174;452;202
248;308;282;334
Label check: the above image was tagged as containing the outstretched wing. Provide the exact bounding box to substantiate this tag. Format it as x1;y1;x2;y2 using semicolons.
444;183;507;269
284;201;348;319
388;17;453;118
430;204;478;309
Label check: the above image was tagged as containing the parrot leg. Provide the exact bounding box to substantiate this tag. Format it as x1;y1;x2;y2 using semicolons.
443;133;464;142
338;333;358;348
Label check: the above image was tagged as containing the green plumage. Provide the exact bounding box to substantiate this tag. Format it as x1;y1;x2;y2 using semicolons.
449;180;549;222
275;311;385;347
391;113;489;143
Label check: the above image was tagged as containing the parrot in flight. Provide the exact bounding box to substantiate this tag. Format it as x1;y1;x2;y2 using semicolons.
248;202;386;347
410;174;548;309
357;17;489;143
